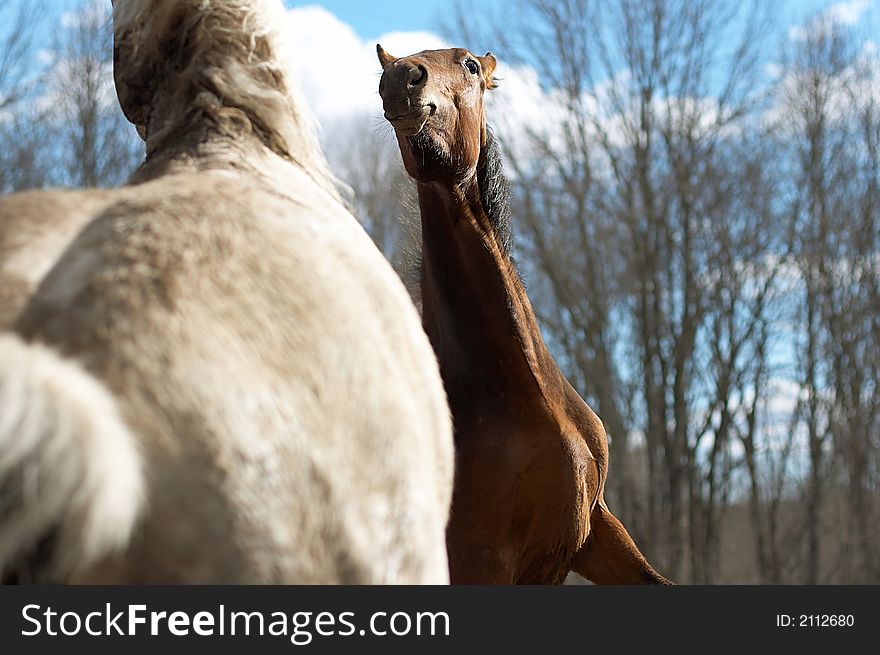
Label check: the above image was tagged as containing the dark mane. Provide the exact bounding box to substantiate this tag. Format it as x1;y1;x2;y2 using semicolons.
478;126;513;255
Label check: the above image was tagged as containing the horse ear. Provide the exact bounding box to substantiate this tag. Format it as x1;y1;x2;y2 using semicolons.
376;44;397;70
479;52;498;89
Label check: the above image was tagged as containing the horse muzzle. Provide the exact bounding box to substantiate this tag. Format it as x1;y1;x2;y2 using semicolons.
385;104;434;136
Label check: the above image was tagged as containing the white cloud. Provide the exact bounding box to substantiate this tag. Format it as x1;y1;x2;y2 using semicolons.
37;50;55;66
488;62;568;160
789;0;872;41
273;8;700;179
278;6;756;191
60;11;78;29
280;5;572;169
372;30;450;59
825;0;871;25
788;25;810;42
764;377;803;425
765;62;784;80
283;6;381;125
283;6;450;132
763;36;880;135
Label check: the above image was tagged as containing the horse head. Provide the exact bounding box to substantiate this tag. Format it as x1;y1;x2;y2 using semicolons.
377;45;497;185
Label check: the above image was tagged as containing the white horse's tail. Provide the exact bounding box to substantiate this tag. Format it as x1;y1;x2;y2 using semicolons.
0;334;144;583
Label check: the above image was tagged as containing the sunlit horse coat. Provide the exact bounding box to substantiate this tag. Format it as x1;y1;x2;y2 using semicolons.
378;45;671;585
0;0;453;584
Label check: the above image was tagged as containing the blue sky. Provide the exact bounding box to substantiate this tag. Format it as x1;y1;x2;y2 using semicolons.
284;0;482;39
18;0;877;131
21;1;875;147
38;0;491;39
35;1;877;41
281;0;877;41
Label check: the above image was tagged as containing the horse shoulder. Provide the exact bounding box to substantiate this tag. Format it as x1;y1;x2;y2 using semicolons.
0;189;115;330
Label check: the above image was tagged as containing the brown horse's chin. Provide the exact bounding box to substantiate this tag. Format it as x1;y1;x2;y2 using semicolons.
387;106;431;137
399;128;461;184
393;121;428;137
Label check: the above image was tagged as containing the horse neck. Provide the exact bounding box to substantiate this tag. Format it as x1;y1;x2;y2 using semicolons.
417;173;559;410
130;95;335;200
130;127;262;182
115;3;336;196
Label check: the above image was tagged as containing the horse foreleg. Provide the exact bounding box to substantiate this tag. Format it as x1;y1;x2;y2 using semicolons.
570;502;673;585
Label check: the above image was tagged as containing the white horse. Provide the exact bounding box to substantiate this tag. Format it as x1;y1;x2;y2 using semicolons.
0;0;453;584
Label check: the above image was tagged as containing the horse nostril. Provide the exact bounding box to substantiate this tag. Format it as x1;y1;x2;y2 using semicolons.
408;64;427;88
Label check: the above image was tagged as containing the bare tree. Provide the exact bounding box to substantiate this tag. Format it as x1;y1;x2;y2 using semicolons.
47;0;142;187
776;16;880;583
1;0;871;584
447;0;779;583
0;0;39;111
0;0;45;192
323;116;420;280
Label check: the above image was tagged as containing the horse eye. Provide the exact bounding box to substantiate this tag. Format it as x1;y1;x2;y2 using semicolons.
465;59;479;75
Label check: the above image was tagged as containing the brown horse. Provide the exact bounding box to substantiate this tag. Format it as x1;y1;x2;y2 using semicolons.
377;45;672;585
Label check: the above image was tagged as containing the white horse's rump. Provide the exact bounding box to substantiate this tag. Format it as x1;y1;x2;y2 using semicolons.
0;0;453;583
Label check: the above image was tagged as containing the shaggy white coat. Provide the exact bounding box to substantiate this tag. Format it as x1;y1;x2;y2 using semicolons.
0;0;453;583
